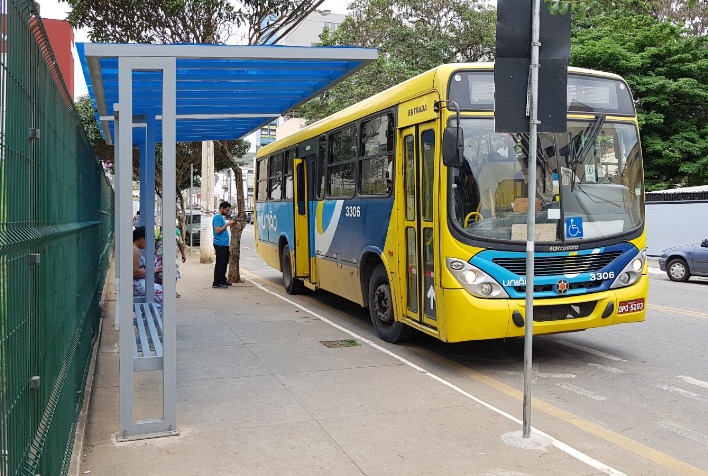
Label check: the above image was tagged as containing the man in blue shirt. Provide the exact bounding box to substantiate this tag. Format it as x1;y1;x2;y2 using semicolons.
212;201;234;288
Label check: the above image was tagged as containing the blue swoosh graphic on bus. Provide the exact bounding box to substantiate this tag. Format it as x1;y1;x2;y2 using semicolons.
315;200;343;256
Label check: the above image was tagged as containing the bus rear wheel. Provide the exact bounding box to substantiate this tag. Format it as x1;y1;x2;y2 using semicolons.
368;265;413;343
281;244;305;294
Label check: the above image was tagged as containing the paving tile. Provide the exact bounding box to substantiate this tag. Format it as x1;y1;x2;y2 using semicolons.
177;344;270;381
247;339;401;375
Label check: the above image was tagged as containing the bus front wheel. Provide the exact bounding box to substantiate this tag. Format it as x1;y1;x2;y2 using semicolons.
368;265;413;343
281;244;305;294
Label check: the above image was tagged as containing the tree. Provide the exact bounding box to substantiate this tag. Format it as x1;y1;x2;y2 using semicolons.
650;0;708;35
62;0;328;44
571;14;708;189
547;0;704;33
297;0;496;122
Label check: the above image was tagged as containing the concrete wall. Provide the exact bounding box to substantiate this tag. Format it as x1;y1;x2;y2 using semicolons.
646;201;708;256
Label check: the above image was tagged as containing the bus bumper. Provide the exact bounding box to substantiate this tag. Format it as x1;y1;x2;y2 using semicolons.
442;273;648;342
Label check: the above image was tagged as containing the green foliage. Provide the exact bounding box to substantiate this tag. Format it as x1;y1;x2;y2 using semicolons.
60;0;326;44
548;0;702;26
297;0;496;123
571;14;708;189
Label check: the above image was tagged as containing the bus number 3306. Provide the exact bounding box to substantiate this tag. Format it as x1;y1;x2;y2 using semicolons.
345;206;361;218
590;271;615;281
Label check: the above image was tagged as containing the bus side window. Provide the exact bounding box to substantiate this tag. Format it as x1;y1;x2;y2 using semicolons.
256;157;268;202
360;113;393;196
327;125;357;198
317;135;326;199
421;129;435;221
284;150;294;200
270;153;283;200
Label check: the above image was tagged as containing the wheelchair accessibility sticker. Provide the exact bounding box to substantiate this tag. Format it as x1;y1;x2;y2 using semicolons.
565;217;584;239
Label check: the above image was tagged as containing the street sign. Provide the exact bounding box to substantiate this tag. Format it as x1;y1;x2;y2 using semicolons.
494;0;571;133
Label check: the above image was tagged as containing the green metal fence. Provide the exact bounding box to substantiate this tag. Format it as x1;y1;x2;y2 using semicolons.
0;1;114;475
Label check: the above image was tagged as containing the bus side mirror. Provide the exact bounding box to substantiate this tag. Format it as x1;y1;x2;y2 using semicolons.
702;238;708;248
443;127;464;168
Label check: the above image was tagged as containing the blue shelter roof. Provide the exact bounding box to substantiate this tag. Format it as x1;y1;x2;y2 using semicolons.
76;43;377;144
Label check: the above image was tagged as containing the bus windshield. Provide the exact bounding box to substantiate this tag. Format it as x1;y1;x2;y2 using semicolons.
450;118;644;243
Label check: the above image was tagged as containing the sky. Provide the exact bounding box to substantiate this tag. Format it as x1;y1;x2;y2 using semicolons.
36;0;352;98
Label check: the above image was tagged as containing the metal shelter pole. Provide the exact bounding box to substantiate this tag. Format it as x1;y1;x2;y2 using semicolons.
189;163;193;253
113;105;120;330
161;59;178;433
117;58;135;438
139;137;156;302
523;0;542;438
144;124;156;301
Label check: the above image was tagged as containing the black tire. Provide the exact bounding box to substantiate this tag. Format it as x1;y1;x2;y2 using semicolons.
281;244;305;294
666;258;690;282
368;265;414;343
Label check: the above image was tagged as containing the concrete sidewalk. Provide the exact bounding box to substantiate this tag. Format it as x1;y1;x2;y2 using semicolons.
77;250;621;476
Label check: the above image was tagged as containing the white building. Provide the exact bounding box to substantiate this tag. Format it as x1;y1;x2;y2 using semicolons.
276;11;345;46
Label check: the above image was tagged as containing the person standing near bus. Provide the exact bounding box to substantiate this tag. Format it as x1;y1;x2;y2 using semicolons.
212;201;234;289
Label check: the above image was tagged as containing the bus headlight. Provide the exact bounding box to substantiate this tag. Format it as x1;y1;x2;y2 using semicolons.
610;249;646;289
447;258;508;299
631;258;643;272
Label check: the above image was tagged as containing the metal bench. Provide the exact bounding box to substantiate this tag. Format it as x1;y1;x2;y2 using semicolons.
133;302;163;371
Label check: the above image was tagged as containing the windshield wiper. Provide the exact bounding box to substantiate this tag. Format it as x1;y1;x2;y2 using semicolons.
570;114;606;168
516;133;548;169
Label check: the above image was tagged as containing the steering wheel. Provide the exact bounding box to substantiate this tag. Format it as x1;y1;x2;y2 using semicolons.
464;212;482;227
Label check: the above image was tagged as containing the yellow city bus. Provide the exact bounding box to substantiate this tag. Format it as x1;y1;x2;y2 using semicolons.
255;63;647;343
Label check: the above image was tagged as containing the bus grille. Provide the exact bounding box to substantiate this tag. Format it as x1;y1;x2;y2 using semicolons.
533;302;597;322
493;252;622;276
513;280;603;294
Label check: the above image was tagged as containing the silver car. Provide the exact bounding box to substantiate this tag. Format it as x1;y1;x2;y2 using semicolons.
658;239;708;281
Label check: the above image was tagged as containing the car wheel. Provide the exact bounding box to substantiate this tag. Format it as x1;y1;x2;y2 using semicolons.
368;265;414;343
281;244;305;294
666;258;690;282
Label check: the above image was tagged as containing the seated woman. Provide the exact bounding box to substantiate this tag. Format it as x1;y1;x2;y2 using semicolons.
133;226;163;314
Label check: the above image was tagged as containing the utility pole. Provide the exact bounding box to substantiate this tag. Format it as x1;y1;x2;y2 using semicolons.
523;0;541;438
200;141;215;263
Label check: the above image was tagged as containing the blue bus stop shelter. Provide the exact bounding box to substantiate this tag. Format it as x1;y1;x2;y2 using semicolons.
77;42;377;440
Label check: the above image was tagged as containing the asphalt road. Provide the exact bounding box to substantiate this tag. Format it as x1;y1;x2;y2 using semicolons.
238;226;708;475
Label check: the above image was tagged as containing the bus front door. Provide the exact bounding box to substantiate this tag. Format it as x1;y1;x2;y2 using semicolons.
293;158;310;279
401;123;438;331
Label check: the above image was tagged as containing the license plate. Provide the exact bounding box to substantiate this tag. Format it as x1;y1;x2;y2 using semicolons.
618;298;645;314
